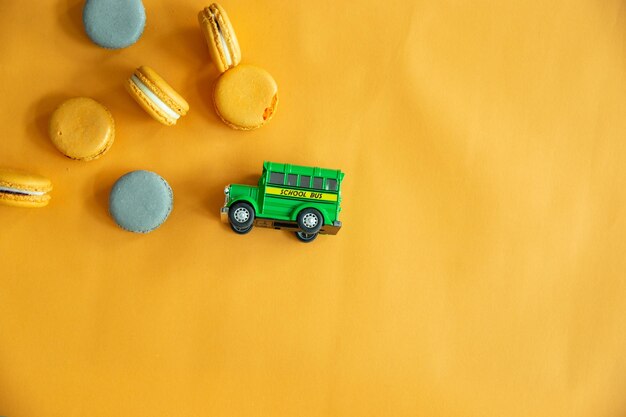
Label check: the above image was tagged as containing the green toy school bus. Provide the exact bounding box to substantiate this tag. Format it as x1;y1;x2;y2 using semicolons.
221;162;345;242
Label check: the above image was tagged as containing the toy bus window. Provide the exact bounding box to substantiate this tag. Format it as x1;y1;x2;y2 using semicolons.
299;175;311;188
313;177;323;189
326;179;337;191
287;174;297;186
269;172;284;185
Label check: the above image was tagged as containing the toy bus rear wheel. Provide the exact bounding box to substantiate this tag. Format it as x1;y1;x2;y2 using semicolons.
295;231;318;243
297;208;323;234
229;202;254;233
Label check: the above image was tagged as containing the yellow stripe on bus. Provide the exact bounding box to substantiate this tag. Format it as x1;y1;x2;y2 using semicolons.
265;187;338;202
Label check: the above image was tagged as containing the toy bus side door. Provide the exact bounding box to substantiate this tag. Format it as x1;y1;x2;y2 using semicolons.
257;167;268;216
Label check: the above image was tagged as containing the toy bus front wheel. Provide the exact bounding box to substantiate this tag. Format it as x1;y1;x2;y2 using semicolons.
230;223;253;234
295;231;318;243
228;202;255;234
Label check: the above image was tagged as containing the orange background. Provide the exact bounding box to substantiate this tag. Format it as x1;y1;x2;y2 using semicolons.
1;0;626;416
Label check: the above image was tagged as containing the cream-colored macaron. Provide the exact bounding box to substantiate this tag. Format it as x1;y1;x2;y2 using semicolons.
0;167;52;208
126;66;190;126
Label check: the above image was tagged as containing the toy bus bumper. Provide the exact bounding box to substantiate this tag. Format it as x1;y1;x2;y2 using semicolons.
220;206;229;223
319;221;343;235
253;218;342;235
221;206;342;235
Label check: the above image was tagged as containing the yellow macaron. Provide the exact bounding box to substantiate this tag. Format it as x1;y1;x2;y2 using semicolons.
0;168;52;208
213;64;278;130
198;3;241;73
126;66;190;126
49;97;115;161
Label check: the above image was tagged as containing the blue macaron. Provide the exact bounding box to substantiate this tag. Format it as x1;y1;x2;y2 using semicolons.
109;170;173;233
83;0;146;49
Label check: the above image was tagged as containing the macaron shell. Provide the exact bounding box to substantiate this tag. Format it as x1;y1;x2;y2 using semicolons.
83;0;146;49
135;66;189;115
0;192;51;208
0;167;52;193
213;64;278;130
126;78;177;126
109;170;173;233
49;97;115;161
198;4;241;73
212;4;241;68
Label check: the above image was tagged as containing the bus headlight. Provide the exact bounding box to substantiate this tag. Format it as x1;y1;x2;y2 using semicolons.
223;185;230;206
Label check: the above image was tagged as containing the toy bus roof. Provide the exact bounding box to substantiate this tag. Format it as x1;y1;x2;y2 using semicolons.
263;161;345;181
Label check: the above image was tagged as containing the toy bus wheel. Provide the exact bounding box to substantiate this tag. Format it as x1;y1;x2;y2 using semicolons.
230;223;253;234
295;231;318;242
229;202;254;232
297;208;323;234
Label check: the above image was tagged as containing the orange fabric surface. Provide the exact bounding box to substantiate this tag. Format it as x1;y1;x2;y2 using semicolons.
1;0;626;416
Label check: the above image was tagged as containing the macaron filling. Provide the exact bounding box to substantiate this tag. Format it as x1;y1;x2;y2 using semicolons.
263;95;278;120
217;23;233;67
216;24;232;67
211;8;232;67
130;74;180;121
0;186;46;196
